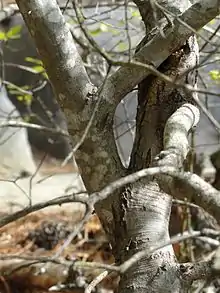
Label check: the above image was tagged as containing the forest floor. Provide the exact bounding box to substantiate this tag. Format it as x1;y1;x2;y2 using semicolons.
0;208;117;293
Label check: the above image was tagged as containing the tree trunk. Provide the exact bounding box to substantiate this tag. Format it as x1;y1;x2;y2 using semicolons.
113;182;183;293
112;1;200;292
14;0;219;292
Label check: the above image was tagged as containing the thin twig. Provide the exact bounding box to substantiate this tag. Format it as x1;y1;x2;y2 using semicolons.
85;270;109;293
0;192;87;227
0;120;69;137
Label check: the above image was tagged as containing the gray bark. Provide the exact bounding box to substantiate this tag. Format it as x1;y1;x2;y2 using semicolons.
14;0;220;292
115;1;200;291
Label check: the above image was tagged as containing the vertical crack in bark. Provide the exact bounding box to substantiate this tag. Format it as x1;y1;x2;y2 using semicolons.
116;5;199;290
129;35;198;172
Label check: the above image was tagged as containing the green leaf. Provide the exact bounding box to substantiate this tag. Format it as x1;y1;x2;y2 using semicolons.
23;94;33;105
16;93;32;106
25;57;48;78
100;23;109;32
89;27;102;36
209;70;220;81
89;22;119;36
130;8;140;18
17;95;24;101
6;25;22;39
42;71;49;79
118;19;125;26
31;65;48;79
32;65;45;73
6;83;31;96
110;28;120;36
68;18;77;25
117;41;128;52
0;31;6;41
23;115;31;122
25;57;43;65
7;86;21;95
209;19;216;25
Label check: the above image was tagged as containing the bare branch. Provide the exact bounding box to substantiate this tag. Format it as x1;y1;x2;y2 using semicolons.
85;270;109;293
119;229;220;273
54;204;92;257
0;192;87;227
0;228;218;276
91;166;220;225
15;0;96;111
2;166;220;230
13;0;220;125
155;103;200;168
170;171;220;225
99;0;220;119
0;119;69;137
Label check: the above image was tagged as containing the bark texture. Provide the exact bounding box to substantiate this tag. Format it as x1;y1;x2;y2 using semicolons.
115;1;200;292
13;0;220;292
